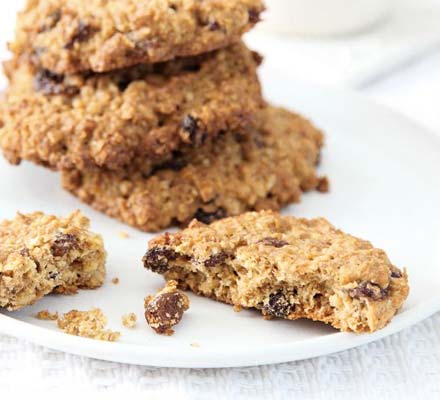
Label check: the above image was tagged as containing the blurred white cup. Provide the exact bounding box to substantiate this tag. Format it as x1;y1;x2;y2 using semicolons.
261;0;394;36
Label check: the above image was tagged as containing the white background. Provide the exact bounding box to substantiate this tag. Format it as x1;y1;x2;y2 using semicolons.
0;0;439;397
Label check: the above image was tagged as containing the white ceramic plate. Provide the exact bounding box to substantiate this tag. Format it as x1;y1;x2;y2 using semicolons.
1;68;440;368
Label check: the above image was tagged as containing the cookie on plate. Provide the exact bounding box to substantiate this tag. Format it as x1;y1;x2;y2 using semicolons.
61;106;325;232
0;211;106;311
10;0;265;74
0;43;262;172
143;210;409;333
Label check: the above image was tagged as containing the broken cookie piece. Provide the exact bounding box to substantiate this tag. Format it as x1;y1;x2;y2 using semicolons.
144;280;190;335
143;211;409;333
57;308;120;341
0;211;106;311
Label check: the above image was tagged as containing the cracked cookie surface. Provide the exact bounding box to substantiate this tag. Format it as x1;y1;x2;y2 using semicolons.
61;106;324;232
143;211;409;333
0;211;106;311
11;0;265;74
0;43;262;172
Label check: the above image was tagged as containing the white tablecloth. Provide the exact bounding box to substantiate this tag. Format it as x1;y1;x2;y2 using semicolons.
1;1;440;396
1;313;439;397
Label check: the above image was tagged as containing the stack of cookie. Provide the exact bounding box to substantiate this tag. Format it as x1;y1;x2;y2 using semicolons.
0;0;326;232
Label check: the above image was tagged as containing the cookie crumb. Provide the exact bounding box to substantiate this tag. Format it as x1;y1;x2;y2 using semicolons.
317;176;330;193
111;277;120;285
122;313;137;328
118;231;129;239
36;310;58;320
57;308;120;342
190;342;200;348
144;280;190;336
233;304;242;312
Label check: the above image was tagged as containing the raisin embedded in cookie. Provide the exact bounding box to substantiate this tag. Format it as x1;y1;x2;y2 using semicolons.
0;211;106;311
144;280;190;336
11;0;265;74
61;106;325;232
0;43;262;172
143;211;409;333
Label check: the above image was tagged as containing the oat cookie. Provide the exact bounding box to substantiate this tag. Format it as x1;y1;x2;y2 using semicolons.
0;43;262;172
0;211;106;311
11;0;265;74
144;280;190;335
143;211;409;333
61;106;324;232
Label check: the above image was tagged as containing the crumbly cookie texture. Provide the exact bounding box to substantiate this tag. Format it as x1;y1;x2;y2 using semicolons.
121;312;137;328
11;0;265;74
0;211;106;311
144;280;190;336
61;106;324;232
36;310;59;320
0;43;262;172
57;308;120;341
143;211;409;333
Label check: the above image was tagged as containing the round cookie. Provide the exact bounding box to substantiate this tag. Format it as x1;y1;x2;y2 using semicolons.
61;106;325;232
11;0;265;74
0;43;263;172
